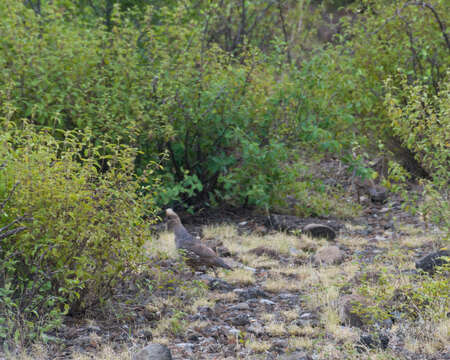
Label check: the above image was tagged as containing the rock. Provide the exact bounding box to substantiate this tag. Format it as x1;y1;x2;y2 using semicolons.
242;265;256;272
374;235;386;242
247;321;264;336
271;339;288;352
208;278;234;291
289;247;302;256
299;312;313;319
353;177;388;204
314;245;345;265
416;249;450;274
302;223;336;241
132;344;172;360
227;327;241;337
137;329;153;341
228;302;250;311
277;293;298;301
234;287;268;300
368;185;388;203
339;294;372;328
175;343;194;353
357;332;389;351
230;314;250;326
279;351;313;360
259;298;276;306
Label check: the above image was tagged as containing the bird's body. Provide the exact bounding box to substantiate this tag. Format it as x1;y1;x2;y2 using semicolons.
166;208;232;272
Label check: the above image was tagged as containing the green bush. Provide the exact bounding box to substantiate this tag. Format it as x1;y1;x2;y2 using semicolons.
0;121;157;346
385;75;449;236
0;0;350;213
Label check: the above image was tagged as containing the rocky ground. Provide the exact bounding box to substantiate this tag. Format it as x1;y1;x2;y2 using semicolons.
11;188;449;360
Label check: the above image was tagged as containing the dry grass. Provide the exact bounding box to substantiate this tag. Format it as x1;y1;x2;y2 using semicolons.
189;297;214;314
146;231;177;258
202;224;239;240
288;336;314;350
281;309;300;322
263;275;303;292
265;321;286;336
397;223;426;236
247;340;271;353
11;223;447;360
72;346;130;360
287;324;318;337
339;234;369;248
260;312;276;323
211;291;238;302
223;267;255;285
327;323;359;344
400;234;433;249
403;318;450;354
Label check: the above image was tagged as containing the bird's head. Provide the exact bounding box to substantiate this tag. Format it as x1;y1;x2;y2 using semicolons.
166;208;181;230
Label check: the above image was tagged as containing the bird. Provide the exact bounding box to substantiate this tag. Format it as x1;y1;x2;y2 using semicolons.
165;208;232;274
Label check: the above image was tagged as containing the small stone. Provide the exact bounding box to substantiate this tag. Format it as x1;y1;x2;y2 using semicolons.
289;247;302;256
228;328;241;337
278;293;297;300
314;245;345;265
259;298;276;306
238;221;248;226
359;196;369;204
175;343;194;353
279;351;312;360
132;344;172;360
86;324;101;332
229;302;250;311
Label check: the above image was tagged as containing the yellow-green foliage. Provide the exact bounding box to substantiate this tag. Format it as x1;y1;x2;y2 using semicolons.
386;76;449;235
0;121;158;345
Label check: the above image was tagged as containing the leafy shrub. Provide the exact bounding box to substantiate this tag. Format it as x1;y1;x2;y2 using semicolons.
0;0;352;213
386;75;449;236
0;121;157;346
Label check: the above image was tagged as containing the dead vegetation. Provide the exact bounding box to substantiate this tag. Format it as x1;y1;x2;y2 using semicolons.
6;204;449;360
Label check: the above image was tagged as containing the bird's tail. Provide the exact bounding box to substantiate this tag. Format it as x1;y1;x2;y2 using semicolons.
215;257;232;270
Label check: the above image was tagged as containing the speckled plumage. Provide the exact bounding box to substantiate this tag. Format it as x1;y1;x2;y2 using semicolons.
166;209;232;271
